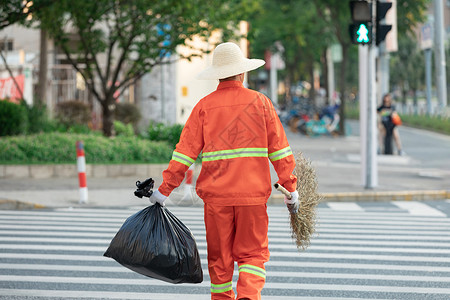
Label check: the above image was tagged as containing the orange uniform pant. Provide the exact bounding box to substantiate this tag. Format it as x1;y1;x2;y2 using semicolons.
204;203;270;300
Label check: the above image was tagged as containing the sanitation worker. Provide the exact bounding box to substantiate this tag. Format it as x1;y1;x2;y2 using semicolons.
149;42;298;300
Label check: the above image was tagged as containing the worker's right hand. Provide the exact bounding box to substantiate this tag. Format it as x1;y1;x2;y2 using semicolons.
284;190;299;214
149;189;167;207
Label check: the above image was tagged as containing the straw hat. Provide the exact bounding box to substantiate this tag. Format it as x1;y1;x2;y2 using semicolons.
197;42;265;80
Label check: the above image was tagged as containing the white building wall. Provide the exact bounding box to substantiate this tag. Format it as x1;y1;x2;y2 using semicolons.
175;36;219;124
137;58;177;130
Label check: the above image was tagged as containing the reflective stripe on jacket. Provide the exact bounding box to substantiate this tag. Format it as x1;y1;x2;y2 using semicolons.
159;80;297;205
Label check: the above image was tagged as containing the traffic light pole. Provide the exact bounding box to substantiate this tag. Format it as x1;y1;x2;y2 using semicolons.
433;0;448;110
360;0;378;189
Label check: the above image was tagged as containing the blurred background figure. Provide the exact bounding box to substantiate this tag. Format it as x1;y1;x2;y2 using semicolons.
377;93;404;155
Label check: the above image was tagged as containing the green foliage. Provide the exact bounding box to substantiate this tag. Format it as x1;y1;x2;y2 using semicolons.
114;102;141;131
114;120;135;137
147;122;183;150
248;0;332;83
0;0;53;30
390;34;425;101
344;102;449;135
33;0;251;136
21;101;59;133
0;133;172;164
0;99;28;136
344;102;360;120
55;100;91;128
399;114;450;135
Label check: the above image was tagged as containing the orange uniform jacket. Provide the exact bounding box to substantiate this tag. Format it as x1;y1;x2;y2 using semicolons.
158;80;297;205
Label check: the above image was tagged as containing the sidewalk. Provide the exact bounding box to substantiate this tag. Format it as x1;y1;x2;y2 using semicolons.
0;121;449;209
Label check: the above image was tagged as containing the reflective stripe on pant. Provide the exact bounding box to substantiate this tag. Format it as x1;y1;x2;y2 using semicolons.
204;204;270;300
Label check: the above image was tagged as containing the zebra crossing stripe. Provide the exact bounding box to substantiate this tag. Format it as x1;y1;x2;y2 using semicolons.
2;264;449;283
2;251;450;263
2;236;450;250
326;202;364;211
0;205;449;299
1;223;448;236
3;260;450;273
2;217;450;229
0;289;369;300
3;229;450;241
1;276;450;295
0;289;211;300
1;242;449;255
392;201;447;217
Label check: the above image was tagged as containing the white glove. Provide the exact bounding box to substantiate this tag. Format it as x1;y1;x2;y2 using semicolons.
284;190;299;214
149;189;167;207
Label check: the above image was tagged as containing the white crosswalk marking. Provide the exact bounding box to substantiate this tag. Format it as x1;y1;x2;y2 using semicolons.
0;203;449;299
392;201;447;217
326;202;364;211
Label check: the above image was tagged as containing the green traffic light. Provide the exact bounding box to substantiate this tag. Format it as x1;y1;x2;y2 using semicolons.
357;24;370;43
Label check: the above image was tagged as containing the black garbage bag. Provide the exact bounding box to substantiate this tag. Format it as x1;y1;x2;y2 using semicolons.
103;203;203;284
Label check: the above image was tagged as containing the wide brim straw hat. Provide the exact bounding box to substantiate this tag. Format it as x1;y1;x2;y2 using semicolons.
197;42;265;80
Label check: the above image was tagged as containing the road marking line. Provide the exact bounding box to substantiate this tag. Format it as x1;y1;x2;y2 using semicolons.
2;242;449;255
2;260;450;273
0;289;370;300
392;201;446;217
3;263;450;283
1;251;450;263
2;235;450;247
1;219;449;231
327;202;364;211
2;230;450;241
1;278;450;295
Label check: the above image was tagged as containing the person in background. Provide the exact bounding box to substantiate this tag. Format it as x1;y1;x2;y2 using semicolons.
149;42;298;300
377;93;404;155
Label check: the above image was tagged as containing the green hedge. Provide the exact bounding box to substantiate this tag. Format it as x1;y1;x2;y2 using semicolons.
147;122;183;149
0;133;173;164
399;114;450;135
0;100;28;136
344;103;449;135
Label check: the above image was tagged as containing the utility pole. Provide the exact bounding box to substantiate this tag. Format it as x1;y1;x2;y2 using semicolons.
350;0;394;188
270;52;278;105
433;0;448;110
364;0;378;189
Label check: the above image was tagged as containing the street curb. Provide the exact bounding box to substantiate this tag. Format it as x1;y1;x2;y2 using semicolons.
0;199;46;210
1;190;448;210
268;190;450;204
0;164;168;179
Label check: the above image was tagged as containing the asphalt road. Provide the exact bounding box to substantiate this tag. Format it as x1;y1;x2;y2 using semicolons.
0;200;449;299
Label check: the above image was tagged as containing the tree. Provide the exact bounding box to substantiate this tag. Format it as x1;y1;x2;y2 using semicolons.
37;0;251;136
248;0;332;105
390;34;425;113
311;0;429;134
0;0;50;30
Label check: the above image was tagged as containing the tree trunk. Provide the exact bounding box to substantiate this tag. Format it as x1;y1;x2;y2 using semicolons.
322;49;329;105
102;97;115;137
308;60;315;107
37;29;48;106
337;44;349;136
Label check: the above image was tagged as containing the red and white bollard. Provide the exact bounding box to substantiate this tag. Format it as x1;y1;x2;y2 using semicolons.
181;164;194;202
76;141;88;204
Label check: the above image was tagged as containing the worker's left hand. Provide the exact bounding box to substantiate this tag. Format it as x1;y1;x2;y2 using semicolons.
284;190;299;214
149;189;167;207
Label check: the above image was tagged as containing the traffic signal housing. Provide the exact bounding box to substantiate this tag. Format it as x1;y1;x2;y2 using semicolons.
349;1;372;45
376;1;393;45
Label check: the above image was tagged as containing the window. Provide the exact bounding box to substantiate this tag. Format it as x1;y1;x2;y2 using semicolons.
0;40;13;51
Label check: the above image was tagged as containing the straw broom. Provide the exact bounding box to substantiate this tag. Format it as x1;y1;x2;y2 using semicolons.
274;152;322;251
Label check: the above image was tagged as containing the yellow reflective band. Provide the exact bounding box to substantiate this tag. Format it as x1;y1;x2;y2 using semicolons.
202;148;268;162
171;151;195;167
210;281;233;293
268;146;293;162
238;264;266;279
